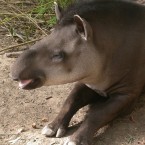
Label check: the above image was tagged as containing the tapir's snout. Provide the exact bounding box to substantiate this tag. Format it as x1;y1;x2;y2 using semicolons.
11;61;46;90
10;50;46;90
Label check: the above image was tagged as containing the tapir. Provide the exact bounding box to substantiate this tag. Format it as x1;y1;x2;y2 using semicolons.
11;0;145;144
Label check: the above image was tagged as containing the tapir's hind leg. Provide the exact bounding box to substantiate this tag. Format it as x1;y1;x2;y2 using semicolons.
42;83;107;137
64;93;138;145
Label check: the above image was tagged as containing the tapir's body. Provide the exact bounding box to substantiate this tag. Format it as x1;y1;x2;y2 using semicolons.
11;0;145;145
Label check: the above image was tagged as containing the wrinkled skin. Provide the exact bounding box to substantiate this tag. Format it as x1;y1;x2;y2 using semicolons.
11;1;145;145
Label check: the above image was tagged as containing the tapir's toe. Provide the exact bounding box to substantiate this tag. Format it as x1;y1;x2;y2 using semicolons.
56;127;66;137
64;141;77;145
41;125;55;136
41;124;67;137
64;138;89;145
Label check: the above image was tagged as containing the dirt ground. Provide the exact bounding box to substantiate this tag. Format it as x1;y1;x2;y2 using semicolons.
1;1;145;145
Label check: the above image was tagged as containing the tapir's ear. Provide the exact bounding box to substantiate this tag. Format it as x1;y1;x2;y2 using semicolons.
54;2;63;21
74;15;92;40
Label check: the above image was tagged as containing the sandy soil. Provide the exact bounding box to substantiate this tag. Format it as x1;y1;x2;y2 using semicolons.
0;1;145;145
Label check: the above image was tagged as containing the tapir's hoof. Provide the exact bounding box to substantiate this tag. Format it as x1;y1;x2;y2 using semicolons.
41;124;66;137
64;138;89;145
64;141;77;145
41;125;55;136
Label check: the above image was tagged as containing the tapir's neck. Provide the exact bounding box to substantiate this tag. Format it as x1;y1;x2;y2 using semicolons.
78;40;110;92
79;66;110;92
80;75;109;91
85;83;107;97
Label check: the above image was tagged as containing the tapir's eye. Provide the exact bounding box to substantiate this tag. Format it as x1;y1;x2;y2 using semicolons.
51;51;64;62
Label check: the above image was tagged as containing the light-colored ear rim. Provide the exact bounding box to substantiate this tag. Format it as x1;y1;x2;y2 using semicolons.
74;15;84;22
54;2;62;21
74;15;90;41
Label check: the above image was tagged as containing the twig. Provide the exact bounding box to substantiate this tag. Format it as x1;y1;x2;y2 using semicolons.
0;13;55;16
2;1;48;36
5;51;23;58
9;1;34;5
11;5;48;36
0;38;41;53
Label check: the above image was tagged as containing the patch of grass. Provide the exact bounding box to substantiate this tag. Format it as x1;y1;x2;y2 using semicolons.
0;0;74;43
33;0;74;27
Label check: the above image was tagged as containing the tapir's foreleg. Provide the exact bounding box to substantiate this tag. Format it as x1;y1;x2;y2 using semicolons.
64;93;137;145
42;83;107;137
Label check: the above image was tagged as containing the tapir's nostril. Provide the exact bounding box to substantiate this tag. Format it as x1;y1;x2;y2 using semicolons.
13;78;19;81
12;76;19;81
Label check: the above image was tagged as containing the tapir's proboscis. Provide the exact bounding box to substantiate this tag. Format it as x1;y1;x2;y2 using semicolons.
11;0;145;145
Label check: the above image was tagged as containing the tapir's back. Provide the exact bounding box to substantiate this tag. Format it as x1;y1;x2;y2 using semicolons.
60;1;145;26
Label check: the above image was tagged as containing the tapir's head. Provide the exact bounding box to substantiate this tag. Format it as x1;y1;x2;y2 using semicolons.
11;2;99;90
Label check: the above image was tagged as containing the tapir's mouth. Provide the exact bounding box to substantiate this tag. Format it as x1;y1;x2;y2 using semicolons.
19;79;33;89
18;77;45;90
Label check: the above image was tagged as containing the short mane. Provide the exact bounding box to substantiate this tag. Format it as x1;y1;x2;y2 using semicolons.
59;0;138;26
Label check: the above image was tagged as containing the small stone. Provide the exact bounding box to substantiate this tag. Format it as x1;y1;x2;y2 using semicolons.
32;123;37;129
41;118;48;122
45;96;52;100
17;128;25;134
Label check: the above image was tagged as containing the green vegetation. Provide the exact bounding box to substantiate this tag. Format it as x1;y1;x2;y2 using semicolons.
0;0;74;43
